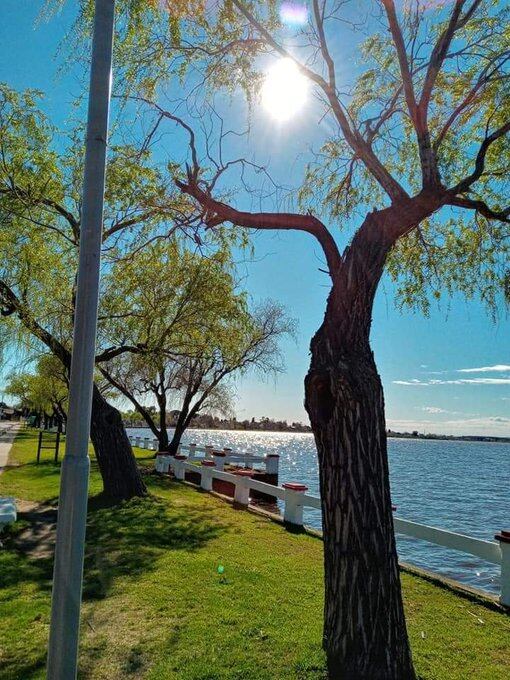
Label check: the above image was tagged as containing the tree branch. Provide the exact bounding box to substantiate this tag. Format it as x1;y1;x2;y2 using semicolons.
382;1;418;122
230;0;408;203
451;120;510;193
175;173;342;276
0;279;71;368
98;366;161;440
419;0;472;110
446;195;510;223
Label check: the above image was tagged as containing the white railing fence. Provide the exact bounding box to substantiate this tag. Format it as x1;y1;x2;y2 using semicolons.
129;436;279;475
154;453;510;607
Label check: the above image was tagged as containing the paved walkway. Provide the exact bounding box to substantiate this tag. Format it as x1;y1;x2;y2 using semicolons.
0;421;21;474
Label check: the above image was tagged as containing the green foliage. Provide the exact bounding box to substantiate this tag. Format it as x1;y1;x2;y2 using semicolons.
102;237;293;439
67;1;510;316
0;82;232;364
4;355;68;416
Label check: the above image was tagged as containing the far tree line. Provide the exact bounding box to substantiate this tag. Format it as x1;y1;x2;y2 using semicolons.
123;410;312;433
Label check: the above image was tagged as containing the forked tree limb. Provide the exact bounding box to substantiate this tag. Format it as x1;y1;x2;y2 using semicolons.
175;175;342;276
452;120;510;193
446;195;510;223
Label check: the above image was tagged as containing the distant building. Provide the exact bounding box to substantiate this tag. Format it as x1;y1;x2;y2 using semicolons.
0;402;20;421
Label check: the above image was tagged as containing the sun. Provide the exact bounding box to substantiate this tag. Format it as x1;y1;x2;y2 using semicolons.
261;58;308;122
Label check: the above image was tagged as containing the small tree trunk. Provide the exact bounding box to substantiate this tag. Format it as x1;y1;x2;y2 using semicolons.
90;384;147;500
167;390;195;455
167;420;186;455
304;220;415;679
158;426;169;451
156;390;169;451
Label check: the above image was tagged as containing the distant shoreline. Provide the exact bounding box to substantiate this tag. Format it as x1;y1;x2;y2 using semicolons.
124;423;510;444
386;432;510;444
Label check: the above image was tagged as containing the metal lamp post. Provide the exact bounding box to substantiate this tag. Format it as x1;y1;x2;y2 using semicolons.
46;1;115;677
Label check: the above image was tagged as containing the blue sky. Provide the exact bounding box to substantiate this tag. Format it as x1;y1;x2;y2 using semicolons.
1;1;509;436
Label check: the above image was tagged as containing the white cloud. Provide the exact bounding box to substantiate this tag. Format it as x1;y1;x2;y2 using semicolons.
393;379;429;386
458;364;510;373
418;406;478;416
394;377;510;386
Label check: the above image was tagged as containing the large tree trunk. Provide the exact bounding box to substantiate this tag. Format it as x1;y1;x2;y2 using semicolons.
304;221;415;679
90;384;147;500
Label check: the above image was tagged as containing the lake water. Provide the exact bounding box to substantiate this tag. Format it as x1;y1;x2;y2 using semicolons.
128;427;509;596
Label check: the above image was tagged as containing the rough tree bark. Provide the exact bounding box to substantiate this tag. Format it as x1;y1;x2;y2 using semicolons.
167;422;185;455
305;218;416;679
174;175;442;680
90;384;147;500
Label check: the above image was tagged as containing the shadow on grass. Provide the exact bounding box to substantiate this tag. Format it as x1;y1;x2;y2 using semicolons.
0;656;48;680
83;490;227;599
1;488;227;602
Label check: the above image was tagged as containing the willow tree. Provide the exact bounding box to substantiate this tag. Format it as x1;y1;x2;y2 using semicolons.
101;239;291;452
0;84;195;499
79;0;509;676
5;354;69;429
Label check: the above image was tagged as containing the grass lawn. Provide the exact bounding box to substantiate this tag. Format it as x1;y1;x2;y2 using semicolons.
0;428;509;679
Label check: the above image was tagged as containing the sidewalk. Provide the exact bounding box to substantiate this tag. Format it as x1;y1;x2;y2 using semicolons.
0;422;21;474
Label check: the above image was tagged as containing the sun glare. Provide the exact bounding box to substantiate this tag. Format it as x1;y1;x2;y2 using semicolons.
261;58;308;122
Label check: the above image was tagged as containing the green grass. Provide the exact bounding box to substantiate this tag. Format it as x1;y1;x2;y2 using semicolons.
0;429;509;679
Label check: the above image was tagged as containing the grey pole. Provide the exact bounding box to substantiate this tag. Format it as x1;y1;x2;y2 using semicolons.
46;1;115;678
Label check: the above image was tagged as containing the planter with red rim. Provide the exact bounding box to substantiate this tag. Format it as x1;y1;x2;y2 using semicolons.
233;469;255;477
282;482;308;492
495;530;510;544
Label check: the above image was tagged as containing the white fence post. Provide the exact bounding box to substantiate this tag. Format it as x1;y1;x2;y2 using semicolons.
495;530;510;606
173;455;187;480
265;454;279;475
200;460;215;491
213;451;226;471
205;445;214;459
188;443;197;461
282;483;308;527
155;452;165;472
156;455;171;474
233;472;251;506
144;437;150;450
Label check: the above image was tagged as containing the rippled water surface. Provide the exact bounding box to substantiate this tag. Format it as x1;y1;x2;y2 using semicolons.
129;427;509;595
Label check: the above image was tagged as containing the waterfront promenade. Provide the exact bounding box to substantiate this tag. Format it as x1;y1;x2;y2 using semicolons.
0;428;509;679
0;421;20;474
